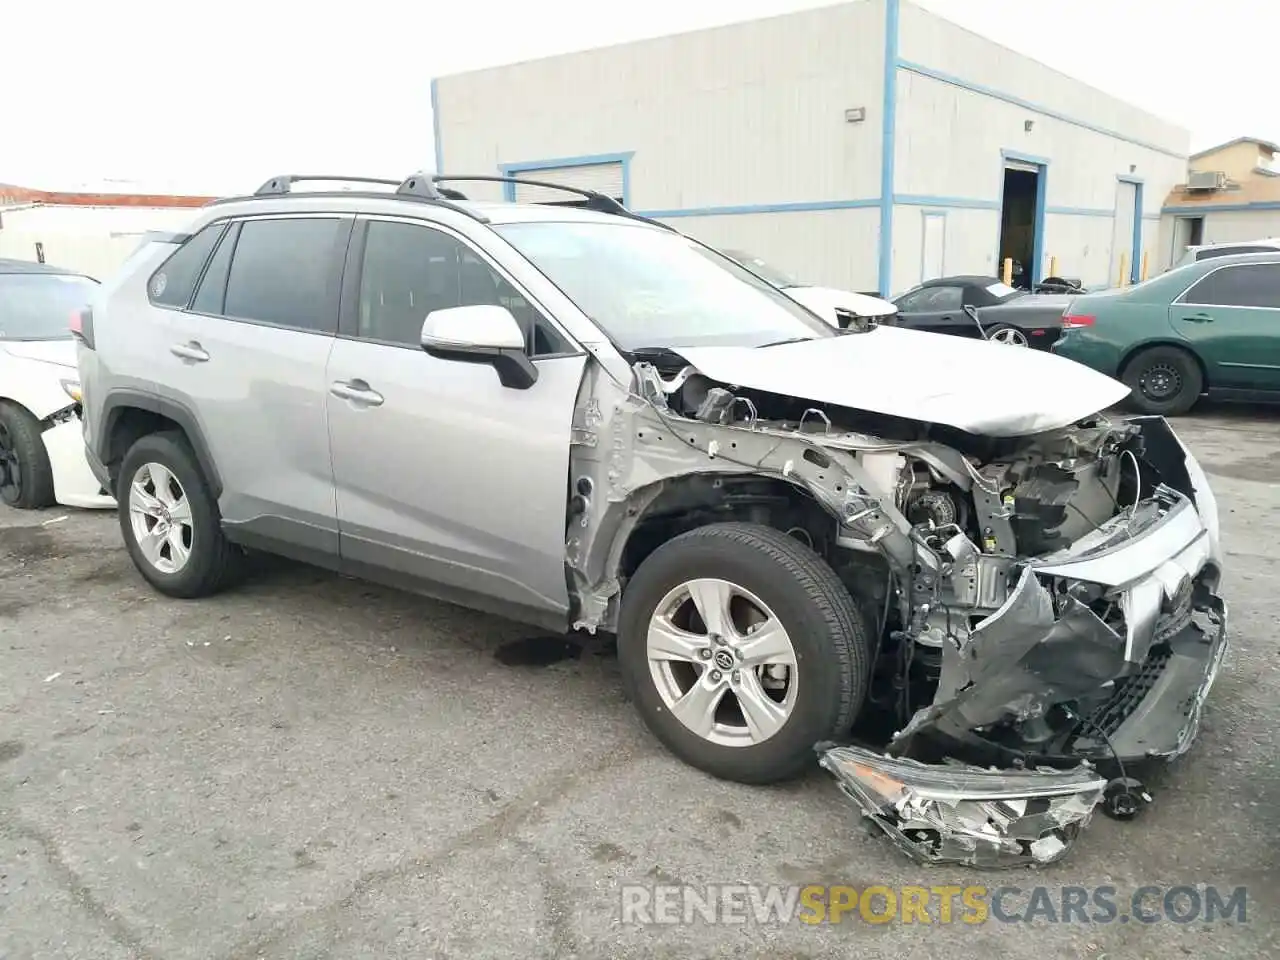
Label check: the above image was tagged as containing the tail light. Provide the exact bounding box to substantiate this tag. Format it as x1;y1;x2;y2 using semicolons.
1061;314;1095;329
71;306;95;349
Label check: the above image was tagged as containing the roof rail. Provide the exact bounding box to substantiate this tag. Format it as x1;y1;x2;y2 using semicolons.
430;175;676;230
253;175;401;196
215;172;485;220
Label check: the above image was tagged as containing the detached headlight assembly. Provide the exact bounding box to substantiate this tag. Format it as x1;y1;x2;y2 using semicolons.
818;744;1107;868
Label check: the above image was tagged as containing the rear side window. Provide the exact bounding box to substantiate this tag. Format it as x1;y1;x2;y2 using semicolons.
222;217;346;333
148;224;226;308
190;223;240;315
1183;263;1280;308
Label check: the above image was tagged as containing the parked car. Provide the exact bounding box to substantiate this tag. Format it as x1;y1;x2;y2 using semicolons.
719;249;897;328
1170;237;1280;271
77;173;1226;865
891;275;1074;348
1052;249;1280;415
0;259;115;510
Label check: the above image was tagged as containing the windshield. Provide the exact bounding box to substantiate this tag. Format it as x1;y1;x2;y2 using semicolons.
494;222;836;350
0;273;99;340
719;249;800;288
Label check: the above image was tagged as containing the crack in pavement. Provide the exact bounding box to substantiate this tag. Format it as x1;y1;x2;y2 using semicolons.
1;813;163;960
221;749;644;960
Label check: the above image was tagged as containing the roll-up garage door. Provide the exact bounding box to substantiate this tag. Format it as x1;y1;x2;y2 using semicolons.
512;162;625;205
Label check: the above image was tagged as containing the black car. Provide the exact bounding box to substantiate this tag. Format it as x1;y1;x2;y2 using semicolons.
891;274;1077;350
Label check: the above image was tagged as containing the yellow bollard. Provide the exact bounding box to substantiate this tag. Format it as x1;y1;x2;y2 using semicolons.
1141;251;1149;281
1003;258;1013;285
1119;252;1129;287
1049;256;1058;278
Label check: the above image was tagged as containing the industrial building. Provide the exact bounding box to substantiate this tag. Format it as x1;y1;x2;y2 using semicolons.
432;0;1191;296
0;184;213;279
1158;137;1280;267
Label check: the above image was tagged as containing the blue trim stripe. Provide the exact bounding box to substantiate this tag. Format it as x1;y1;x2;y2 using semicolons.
1046;206;1114;217
497;152;636;205
1128;179;1144;283
1032;162;1048;286
878;0;901;297
1162;201;1280;214
1002;149;1052;167
639;198;879;219
898;60;1187;160
430;78;444;173
895;194;999;210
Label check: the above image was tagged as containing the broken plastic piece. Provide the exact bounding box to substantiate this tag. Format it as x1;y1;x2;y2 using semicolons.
817;743;1107;868
1102;777;1152;821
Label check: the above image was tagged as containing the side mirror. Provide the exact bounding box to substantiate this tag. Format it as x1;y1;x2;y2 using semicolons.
420;305;538;390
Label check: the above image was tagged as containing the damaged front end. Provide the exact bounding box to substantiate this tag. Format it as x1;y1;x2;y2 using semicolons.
565;350;1227;867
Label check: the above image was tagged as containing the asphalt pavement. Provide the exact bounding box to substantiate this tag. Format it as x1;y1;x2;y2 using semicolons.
1;406;1276;959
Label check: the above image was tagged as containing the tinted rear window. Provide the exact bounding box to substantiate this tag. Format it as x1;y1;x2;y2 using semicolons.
0;273;100;340
221;218;344;332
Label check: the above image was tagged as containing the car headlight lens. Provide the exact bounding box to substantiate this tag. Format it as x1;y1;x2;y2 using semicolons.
61;379;82;403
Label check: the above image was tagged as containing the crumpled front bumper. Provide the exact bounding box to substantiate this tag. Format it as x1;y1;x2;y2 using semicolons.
819;417;1229;867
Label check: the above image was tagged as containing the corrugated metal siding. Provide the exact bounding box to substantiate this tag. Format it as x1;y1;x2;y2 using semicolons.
512;163;624;203
435;0;884;214
667;208;881;293
0;205;198;279
892;3;1189;290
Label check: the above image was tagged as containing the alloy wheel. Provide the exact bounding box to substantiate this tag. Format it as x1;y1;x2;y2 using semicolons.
128;462;195;574
990;327;1029;346
646;577;799;747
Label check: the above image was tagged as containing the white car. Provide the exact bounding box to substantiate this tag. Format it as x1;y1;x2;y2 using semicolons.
721;248;897;327
0;260;115;510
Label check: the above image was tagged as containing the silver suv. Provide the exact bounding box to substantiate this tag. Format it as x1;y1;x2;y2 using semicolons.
77;173;1228;850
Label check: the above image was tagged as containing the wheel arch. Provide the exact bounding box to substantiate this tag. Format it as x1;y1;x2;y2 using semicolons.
98;389;223;498
573;469;859;634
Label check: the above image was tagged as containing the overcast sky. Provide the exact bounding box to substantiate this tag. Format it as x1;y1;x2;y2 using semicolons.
1;0;1269;194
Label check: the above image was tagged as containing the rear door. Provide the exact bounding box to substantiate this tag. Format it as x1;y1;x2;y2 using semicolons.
161;213;351;557
1170;261;1280;391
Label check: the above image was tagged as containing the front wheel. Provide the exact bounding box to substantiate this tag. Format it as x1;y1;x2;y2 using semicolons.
1121;345;1203;416
617;522;870;785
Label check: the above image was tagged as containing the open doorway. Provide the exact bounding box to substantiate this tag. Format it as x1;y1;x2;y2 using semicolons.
998;165;1042;290
1171;216;1205;268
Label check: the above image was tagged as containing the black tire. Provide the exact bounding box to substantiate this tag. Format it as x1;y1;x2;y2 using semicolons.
617;522;870;785
0;401;56;509
117;430;245;598
1121;345;1203;416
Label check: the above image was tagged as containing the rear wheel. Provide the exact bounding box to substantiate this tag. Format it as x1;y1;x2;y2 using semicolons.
618;522;870;785
1122;345;1203;416
117;431;245;597
0;401;56;509
986;323;1029;347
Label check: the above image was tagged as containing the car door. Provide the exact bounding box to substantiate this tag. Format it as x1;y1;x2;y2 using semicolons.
894;285;966;334
159;213;351;560
1170;261;1280;391
325;214;588;626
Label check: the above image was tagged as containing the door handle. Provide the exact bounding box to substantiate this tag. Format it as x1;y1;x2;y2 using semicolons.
1180;313;1214;323
330;380;384;406
170;342;210;362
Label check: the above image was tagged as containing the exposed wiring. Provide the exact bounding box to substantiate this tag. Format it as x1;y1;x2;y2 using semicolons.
961;455;1001;495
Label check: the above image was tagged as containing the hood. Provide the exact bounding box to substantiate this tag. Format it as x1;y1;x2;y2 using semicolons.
673;324;1131;437
783;285;897;326
1;339;77;369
